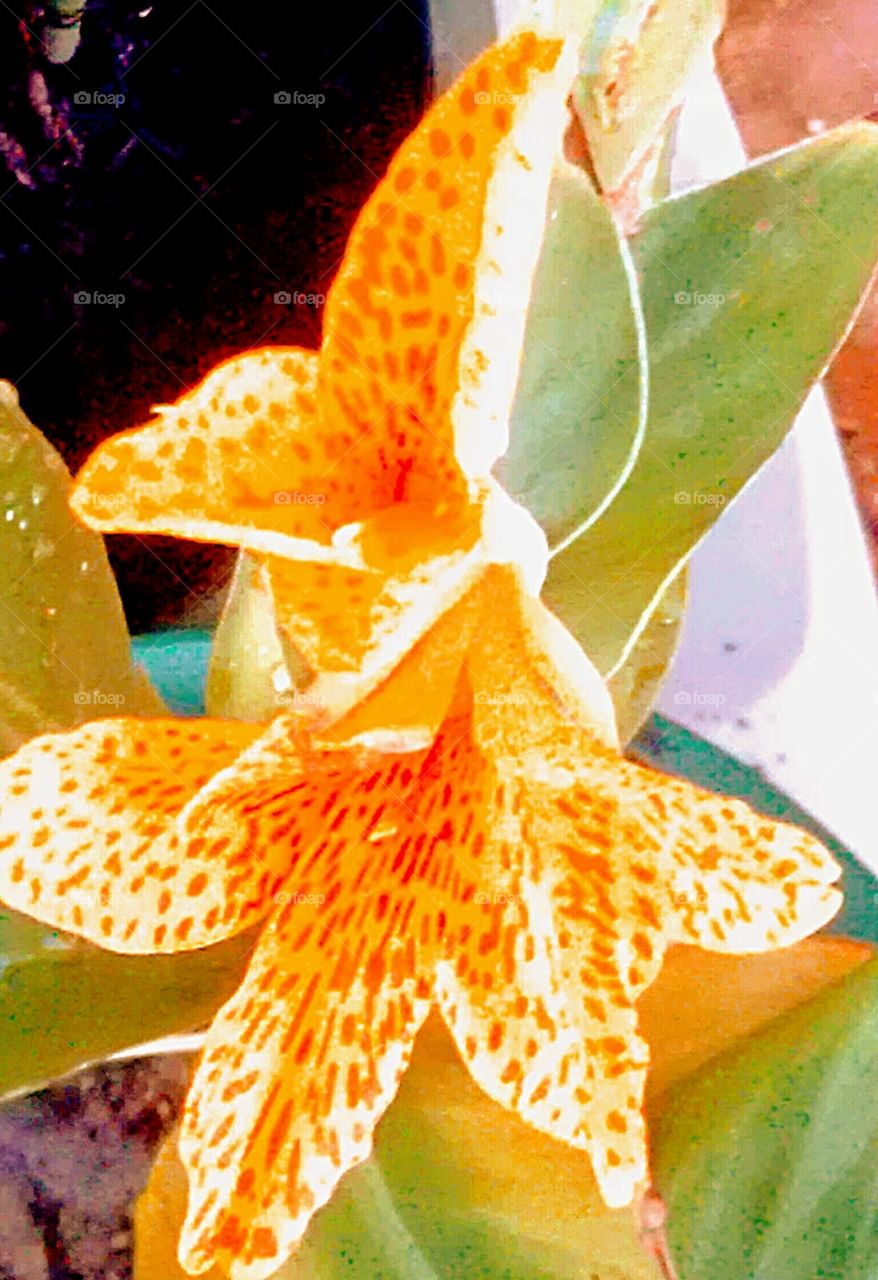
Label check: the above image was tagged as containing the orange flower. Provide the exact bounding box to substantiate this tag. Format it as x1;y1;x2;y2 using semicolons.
0;570;841;1279
70;26;577;722
0;21;844;1280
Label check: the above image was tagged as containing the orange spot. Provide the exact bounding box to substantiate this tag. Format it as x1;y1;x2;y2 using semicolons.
249;1227;278;1260
187;872;209;897
394;166;416;194
428;128;451;156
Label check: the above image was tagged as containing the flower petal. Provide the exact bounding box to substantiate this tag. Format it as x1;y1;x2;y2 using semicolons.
467;566;618;752
315;574;482;749
435;756;650;1211
175;710;494;1278
260;531;484;723
0;717;266;952
317;29;576;511
71;348;359;553
616;761;843;956
177;887;433;1280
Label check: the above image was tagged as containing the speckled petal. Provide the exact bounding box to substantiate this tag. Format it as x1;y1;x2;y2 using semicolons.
435;752;650;1210
178;890;433;1280
615;761;843;957
317;29;575;514
70;348;356;552
0;717;265;952
177;709;495;1278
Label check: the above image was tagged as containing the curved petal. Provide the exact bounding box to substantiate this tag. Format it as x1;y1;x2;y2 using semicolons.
176;709;494;1278
0;717;265;952
614;760;843;957
316;573;483;750
261;529;484;725
318;29;576;513
466;565;618;753
71;348;359;553
435;756;650;1210
178;890;433;1280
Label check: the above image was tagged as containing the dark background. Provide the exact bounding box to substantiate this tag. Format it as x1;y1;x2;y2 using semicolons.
0;0;432;632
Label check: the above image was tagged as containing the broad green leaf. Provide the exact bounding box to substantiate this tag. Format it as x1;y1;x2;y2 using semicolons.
609;568;686;743
503;159;647;550
546;122;878;676
134;940;871;1280
654;955;878;1280
0;906;253;1099
575;0;724;194
0;383;163;752
205;552;306;722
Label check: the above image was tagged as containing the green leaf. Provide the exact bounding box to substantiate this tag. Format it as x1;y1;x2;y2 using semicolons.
609;568;686;744
0;383;163;753
0;906;253;1099
575;0;724;194
502;159;647;551
654;955;878;1280
546;122;878;677
205;552;306;722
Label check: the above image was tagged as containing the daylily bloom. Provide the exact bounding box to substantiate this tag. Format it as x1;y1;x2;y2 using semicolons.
0;18;844;1280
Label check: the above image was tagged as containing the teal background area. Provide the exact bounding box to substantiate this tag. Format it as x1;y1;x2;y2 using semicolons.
132;632;878;944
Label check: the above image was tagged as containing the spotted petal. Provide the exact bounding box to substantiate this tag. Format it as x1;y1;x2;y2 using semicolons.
317;28;576;508
176;708;494;1278
613;761;843;962
259;500;485;721
0;716;296;953
454;568;841;1205
435;779;651;1210
70;348;350;554
178;891;433;1280
73;30;576;559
